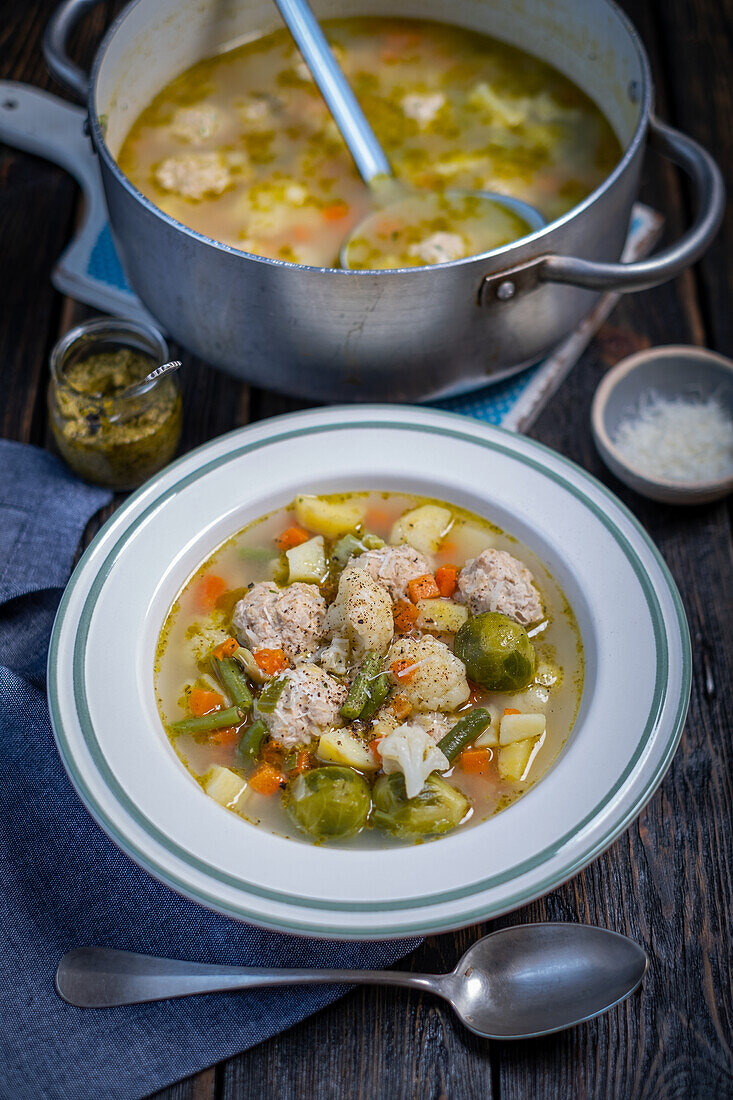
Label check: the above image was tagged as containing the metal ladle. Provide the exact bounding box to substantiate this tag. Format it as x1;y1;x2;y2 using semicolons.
272;0;545;268
55;923;647;1039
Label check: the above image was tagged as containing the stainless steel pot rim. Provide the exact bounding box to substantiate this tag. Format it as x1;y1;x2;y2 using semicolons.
86;0;653;277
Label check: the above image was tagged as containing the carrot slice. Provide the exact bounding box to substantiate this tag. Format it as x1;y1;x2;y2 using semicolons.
253;649;290;676
369;738;383;761
275;526;310;551
460;748;494;774
391;695;412;722
435;564;459;598
212;637;238;660
249;763;286;795
195;574;228;611
322;202;349;221
391;659;416;683
407;574;441;602
291;750;314;774
209;726;239;746
504;707;521;715
393;600;419;633
188;688;224;717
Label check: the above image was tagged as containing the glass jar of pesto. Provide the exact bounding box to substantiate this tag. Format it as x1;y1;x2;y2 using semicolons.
48;318;182;490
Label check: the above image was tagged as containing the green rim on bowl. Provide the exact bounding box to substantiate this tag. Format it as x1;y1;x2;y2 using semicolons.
47;411;691;937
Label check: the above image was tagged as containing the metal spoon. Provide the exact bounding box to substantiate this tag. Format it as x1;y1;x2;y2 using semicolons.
55;923;646;1038
272;0;544;267
115;358;182;403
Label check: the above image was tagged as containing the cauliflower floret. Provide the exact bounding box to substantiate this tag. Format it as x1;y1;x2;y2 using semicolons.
378;721;450;798
457;549;543;625
401;91;446;127
232;582;327;659
317;635;350;676
170;105;224;142
408;231;467;265
260;664;346;747
324;568;394;657
386;635;470;712
348;544;432;601
154;152;231;199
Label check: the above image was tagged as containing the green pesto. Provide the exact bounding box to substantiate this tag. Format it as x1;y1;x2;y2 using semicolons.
49;349;181;490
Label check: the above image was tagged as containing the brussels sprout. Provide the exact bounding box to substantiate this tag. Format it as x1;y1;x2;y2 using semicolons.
371;773;470;839
283;767;371;840
454;611;535;692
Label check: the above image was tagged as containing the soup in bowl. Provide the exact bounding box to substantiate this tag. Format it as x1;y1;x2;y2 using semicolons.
156;491;583;846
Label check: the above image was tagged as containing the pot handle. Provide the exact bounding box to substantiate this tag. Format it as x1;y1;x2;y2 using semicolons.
43;0;104;103
480;115;724;302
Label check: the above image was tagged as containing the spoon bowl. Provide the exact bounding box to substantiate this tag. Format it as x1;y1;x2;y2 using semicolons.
444;923;648;1039
56;922;647;1038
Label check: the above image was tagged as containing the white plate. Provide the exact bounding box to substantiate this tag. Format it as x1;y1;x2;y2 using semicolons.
48;406;690;939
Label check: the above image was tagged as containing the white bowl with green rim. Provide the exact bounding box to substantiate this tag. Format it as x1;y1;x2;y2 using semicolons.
48;406;690;939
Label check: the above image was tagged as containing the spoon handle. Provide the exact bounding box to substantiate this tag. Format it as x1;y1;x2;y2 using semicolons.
273;0;391;183
56;947;443;1008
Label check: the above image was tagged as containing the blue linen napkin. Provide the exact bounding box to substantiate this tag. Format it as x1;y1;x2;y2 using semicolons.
0;440;420;1100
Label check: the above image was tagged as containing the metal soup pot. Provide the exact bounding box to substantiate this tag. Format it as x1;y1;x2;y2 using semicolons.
45;0;724;402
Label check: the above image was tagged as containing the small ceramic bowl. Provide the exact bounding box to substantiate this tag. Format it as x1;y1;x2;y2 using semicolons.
592;345;733;504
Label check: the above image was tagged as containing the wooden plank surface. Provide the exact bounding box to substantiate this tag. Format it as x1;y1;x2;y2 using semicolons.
0;1;730;1097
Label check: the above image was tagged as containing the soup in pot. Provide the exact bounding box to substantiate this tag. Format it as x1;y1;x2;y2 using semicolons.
118;17;621;268
155;492;584;847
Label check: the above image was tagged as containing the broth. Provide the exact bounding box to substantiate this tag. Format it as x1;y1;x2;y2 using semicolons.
155;492;583;847
118;17;620;267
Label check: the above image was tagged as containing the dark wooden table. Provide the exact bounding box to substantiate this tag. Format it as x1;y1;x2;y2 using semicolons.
2;1;731;1096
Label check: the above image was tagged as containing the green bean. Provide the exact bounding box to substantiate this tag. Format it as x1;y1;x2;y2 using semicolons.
238;718;268;760
212;656;253;711
341;652;382;720
256;675;289;714
437;708;491;762
359;672;392;721
171;706;245;735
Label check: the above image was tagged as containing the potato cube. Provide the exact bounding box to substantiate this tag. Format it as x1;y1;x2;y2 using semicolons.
390;504;453;556
286;535;327;583
204;766;249;811
416;598;469;633
295;495;366;538
498;739;536;782
499;712;546;745
317;728;379;771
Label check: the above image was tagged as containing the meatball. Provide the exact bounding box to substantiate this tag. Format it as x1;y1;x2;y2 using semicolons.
412;711;452;743
232;582;326;660
324;568;394;657
386;635;470;712
457;549;543;626
348;544;432;602
408;232;466;265
154;153;231;199
260;664;346;747
401;92;446;127
170;105;223;142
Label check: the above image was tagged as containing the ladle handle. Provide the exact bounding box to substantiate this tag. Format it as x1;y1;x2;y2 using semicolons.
481;115;724;301
272;0;391;184
44;0;103;102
